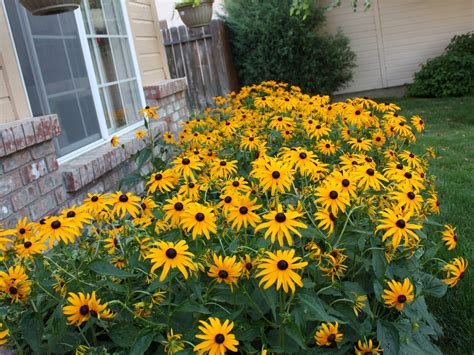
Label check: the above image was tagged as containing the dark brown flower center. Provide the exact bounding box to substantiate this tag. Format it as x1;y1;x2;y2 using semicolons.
80;305;89;315
407;192;416;200
275;213;286;223
119;195;128;203
182;158;191;165
91;196;99;202
397;295;407;303
299;152;307;159
329;213;337;222
329;191;338;199
396;219;406;229
218;270;229;279
239;207;248;215
195;213;205;222
224;196;232;203
174;202;184;211
272;171;281;179
328;333;336;343
66;211;76;218
215;333;225;344
51;220;61;229
9;286;18;295
277;260;289;270
404;172;412;179
24;241;32;249
366;168;375;176
245;263;252;271
220;161;227;166
342;179;350;187
166;248;177;259
155;173;163;181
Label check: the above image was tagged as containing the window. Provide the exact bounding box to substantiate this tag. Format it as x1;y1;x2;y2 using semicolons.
81;0;142;131
4;0;144;158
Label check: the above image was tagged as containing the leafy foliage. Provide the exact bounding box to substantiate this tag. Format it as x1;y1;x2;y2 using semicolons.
407;32;474;98
222;0;356;94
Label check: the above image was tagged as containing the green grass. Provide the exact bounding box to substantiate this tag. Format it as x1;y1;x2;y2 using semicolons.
382;94;474;353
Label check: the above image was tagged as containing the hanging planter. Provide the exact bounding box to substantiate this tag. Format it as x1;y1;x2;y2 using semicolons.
18;0;81;16
175;0;214;28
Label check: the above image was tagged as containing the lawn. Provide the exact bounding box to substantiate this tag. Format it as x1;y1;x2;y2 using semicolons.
383;94;474;353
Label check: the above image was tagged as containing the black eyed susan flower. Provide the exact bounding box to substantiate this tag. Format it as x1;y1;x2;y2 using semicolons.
194;317;239;354
442;257;467;287
208;255;242;290
372;131;386;147
14;236;47;260
110;192;141;218
382;278;414;311
348;137;372;152
254;204;307;247
317;139;337;156
390;185;424;216
163;130;177;144
110;135;120;147
52;274;67;297
0;265;31;303
411;115;425;132
8;216;34;241
36;216;79;248
0;322;8;345
256;249;307;293
315;322;343;346
139;105;159;119
178;181;203;200
162;329;185;355
163;196;191;227
314;208;337;235
222;177;251;195
354;166;387;191
145;240;196;281
180;202;217;240
320;254;348;283
83;193;112;215
147;169;178;194
226;194;262;231
210;159;238;179
351;293;367;316
354;339;383;354
315;183;351;216
172;155;204;181
441;224;458;250
240;254;256;279
61;206;93;229
63;291;112;326
240;134;262;151
251;158;293;196
376;208;422;249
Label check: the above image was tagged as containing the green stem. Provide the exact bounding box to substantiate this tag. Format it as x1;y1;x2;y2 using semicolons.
334;205;362;247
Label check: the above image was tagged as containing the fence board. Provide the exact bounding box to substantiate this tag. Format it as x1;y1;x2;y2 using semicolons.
161;20;238;111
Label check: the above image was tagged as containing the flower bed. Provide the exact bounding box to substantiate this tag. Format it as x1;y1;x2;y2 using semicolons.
0;81;467;354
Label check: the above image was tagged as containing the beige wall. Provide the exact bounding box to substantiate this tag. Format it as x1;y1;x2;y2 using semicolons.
126;0;170;86
0;6;31;124
325;0;474;94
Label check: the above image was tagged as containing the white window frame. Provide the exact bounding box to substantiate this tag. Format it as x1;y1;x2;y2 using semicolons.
2;0;146;165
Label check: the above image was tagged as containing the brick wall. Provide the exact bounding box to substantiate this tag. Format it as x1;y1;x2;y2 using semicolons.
0;78;188;228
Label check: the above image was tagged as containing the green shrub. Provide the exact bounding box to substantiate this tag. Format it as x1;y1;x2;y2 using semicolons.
222;0;355;94
407;32;474;98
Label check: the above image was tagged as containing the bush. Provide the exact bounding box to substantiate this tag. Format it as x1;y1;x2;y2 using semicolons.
222;0;355;94
0;82;468;354
407;32;474;98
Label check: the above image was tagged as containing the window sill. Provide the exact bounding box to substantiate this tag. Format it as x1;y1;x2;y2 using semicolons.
60;121;168;193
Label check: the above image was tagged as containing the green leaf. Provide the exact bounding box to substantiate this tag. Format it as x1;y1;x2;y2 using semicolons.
371;248;386;279
21;312;44;353
130;330;155;355
88;260;136;278
109;323;141;347
136;147;152;169
285;321;307;349
299;292;341;322
175;302;211;314
418;273;447;298
377;320;400;355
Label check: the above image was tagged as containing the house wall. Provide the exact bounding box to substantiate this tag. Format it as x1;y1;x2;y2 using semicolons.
0;5;31;124
324;0;474;94
126;0;171;85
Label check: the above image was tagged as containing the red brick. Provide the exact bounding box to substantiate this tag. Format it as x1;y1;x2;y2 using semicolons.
11;125;26;150
29;191;57;221
1;128;16;155
0;171;23;198
37;171;63;194
45;154;59;172
79;164;95;186
31;141;55;160
2;149;31;172
20;160;48;184
54;186;67;205
32;119;45;143
0;198;13;221
11;184;39;211
41;117;53;140
51;115;61;137
0;134;5;156
22;121;36;146
63;170;82;192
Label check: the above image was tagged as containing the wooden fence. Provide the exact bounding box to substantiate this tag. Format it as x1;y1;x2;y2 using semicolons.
161;20;239;111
